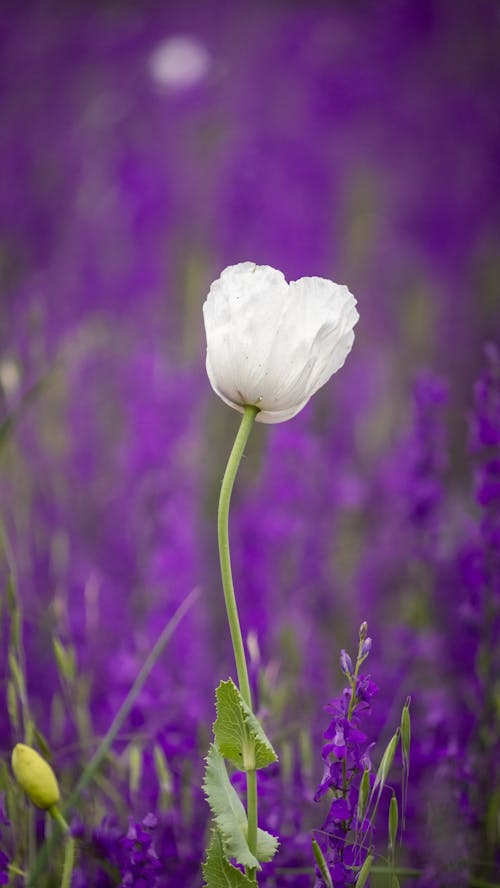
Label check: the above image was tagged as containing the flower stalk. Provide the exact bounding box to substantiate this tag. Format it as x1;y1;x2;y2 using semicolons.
49;807;75;888
217;404;259;710
217;403;259;864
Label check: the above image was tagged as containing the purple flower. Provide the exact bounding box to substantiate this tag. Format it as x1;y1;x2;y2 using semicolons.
355;675;378;706
0;850;8;887
314;627;386;886
325;798;351;824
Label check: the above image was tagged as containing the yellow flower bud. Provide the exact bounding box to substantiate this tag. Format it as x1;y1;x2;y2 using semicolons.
11;743;60;809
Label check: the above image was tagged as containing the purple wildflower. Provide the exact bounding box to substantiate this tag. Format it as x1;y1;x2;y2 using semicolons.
119;814;161;887
313;625;382;887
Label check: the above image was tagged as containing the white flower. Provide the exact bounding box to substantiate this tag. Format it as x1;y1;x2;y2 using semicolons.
203;262;359;424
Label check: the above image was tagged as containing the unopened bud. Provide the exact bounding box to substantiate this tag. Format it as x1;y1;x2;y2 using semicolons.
360;637;372;658
359;621;368;640
11;743;60;810
340;649;353;676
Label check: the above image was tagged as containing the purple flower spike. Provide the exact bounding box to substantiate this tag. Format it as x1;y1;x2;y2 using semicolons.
314;630;393;886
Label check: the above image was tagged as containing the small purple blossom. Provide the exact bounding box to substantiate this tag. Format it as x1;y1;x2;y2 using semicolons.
120;813;161;888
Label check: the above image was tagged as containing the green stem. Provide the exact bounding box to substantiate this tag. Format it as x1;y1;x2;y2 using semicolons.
246;768;258;879
49;805;69;834
60;836;75;888
49;807;74;888
217;406;258;709
217;404;259;862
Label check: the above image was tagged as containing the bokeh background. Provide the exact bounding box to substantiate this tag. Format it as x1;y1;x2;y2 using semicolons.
1;1;499;885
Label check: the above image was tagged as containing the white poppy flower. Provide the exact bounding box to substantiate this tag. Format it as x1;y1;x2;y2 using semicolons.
203;262;359;424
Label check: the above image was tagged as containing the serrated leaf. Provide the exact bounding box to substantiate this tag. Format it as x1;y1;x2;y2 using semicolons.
203;743;259;870
214;679;278;771
255;826;278;862
203;830;254;888
203;744;279;869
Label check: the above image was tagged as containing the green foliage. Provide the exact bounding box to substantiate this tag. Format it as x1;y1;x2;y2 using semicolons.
32;727;52;761
312;838;333;888
203;744;278;871
128;743;143;797
154;743;173;811
357;767;370;824
27;590;199;886
388;793;399;853
213;679;277;771
203;830;255;887
373;729;400;794
355;853;373;887
388;792;399;878
53;638;76;684
401;697;411;829
369;729;400;819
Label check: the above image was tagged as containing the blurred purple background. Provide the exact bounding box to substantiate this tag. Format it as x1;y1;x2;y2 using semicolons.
1;2;499;886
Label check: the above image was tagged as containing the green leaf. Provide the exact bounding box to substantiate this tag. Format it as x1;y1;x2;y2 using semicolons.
53;638;76;683
203;830;254;887
33;727;52;760
203;744;278;869
369;728;400;822
355;854;373;887
128;743;143;796
9;654;26;704
357;767;371;824
312;839;333;888
214;679;278;771
154;743;173;811
400;699;411;766
203;743;259;870
401;697;411;830
373;729;400;794
255;826;278;863
388;793;398;859
7;681;19;733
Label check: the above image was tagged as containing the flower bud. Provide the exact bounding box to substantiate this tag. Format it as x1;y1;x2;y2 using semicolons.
360;637;372;659
11;743;60;809
340;649;353;676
